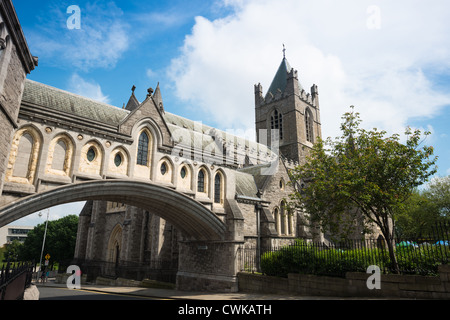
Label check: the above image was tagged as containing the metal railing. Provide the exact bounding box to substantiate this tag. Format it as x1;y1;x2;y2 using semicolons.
0;261;34;300
239;222;449;277
67;258;179;284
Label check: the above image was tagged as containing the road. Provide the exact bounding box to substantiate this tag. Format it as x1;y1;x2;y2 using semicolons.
37;285;162;300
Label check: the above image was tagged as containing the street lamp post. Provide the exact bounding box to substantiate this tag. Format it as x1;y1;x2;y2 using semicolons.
37;209;49;281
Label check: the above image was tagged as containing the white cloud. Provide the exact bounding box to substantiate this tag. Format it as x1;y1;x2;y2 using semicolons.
68;74;110;104
168;0;450;140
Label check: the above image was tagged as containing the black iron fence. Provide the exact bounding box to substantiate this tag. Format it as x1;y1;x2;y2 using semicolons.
0;261;34;300
66;258;179;284
239;222;449;278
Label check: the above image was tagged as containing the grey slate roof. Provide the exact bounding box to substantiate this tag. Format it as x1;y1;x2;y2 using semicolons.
22;79;130;126
163;112;271;156
265;58;303;99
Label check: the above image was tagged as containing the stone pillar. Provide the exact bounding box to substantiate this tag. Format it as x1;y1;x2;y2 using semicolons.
85;200;107;261
74;201;93;260
176;241;241;292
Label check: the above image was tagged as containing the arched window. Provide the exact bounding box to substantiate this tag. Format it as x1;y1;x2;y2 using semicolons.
214;173;222;204
137;131;149;166
280;203;286;235
274;208;280;234
197;169;205;193
271;109;283;140
7;127;41;185
305;108;314;143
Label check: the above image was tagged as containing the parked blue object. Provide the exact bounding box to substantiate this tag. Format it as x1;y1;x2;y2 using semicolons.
396;241;418;248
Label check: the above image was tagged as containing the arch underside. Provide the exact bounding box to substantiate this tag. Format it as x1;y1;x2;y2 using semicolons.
0;180;226;241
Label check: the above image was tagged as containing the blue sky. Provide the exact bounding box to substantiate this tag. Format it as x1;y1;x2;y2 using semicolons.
10;0;450;226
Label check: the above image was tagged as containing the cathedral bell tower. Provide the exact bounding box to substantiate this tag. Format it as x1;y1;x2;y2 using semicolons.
255;49;322;164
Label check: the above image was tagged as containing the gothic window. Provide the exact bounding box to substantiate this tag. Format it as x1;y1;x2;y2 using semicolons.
305;108;314;143
270;109;283;140
197;169;205;193
7;127;42;185
137;131;149;166
214;173;222;204
280;202;286;235
274;208;280;234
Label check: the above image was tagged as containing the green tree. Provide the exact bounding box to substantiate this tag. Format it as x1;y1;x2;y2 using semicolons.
4;240;24;263
395;176;450;238
19;215;79;265
425;176;450;219
287;107;437;273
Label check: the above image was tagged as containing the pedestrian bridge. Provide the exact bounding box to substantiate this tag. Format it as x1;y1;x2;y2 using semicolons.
0;179;227;241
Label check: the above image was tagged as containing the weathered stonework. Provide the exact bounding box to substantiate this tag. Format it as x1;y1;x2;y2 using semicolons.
0;0;37;194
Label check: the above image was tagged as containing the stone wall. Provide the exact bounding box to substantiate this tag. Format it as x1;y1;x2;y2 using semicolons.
238;264;450;299
176;241;241;292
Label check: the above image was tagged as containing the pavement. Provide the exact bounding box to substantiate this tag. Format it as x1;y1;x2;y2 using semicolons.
31;278;354;300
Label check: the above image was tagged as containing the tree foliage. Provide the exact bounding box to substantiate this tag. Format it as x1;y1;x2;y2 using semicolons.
396;176;450;238
287;107;438;272
19;215;79;264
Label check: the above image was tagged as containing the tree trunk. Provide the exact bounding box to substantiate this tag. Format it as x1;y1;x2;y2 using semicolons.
382;228;400;274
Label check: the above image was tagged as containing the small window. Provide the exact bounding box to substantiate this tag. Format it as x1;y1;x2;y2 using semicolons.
87;148;96;162
114;153;122;167
160;162;167;175
180;167;187;179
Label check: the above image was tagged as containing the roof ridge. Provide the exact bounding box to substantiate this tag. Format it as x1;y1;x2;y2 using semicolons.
24;79;130;114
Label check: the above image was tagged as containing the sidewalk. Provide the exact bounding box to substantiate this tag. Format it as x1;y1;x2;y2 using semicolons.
33;279;354;300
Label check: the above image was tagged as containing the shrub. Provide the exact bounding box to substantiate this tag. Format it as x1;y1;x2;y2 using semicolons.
260;240;448;278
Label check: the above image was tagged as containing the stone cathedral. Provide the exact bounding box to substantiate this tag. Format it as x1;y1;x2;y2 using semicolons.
0;0;332;290
71;53;323;279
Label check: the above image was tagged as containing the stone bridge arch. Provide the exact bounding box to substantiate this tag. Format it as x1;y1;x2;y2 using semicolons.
0;179;227;241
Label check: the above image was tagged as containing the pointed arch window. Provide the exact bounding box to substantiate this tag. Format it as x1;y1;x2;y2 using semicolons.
137;131;149;166
305;108;314;143
271;109;283;140
197;169;205;193
274;208;280;234
214;173;222;204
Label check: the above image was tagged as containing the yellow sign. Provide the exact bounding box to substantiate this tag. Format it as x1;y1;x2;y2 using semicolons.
45;254;50;260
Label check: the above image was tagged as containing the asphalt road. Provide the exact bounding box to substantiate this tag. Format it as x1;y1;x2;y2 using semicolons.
38;286;161;300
